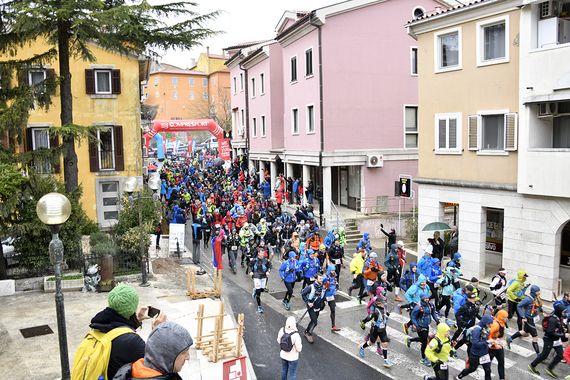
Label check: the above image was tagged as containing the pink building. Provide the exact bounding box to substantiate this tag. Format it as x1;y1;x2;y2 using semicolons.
227;0;444;222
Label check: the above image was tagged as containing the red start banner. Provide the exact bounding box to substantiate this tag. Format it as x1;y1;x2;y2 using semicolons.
218;138;232;161
222;356;247;380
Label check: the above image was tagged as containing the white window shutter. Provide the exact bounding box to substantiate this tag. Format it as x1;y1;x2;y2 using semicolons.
505;112;518;151
468;115;479;151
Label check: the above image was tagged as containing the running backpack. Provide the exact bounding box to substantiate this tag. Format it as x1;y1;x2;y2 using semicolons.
542;315;554;330
279;330;298;352
464;325;480;344
427;335;447;354
71;327;134;380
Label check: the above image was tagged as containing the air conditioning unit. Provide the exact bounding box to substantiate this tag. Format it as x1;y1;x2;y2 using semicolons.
366;154;383;168
540;0;559;19
538;102;558;117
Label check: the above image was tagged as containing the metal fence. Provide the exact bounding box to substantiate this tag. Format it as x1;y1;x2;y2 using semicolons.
4;249;141;279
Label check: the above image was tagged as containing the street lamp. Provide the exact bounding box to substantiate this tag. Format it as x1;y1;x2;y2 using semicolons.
125;176;160;287
36;192;72;380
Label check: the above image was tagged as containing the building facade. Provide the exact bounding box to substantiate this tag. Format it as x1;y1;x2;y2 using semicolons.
7;40;147;228
227;0;444;224
409;0;570;298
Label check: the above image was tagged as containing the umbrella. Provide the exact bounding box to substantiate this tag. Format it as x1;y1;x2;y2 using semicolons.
212;158;225;167
422;222;451;231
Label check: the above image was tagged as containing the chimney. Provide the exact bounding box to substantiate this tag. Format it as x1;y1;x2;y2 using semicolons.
206;46;210;56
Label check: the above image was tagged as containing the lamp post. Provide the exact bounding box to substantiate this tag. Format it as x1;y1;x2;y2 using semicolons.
36;192;72;380
125;175;160;287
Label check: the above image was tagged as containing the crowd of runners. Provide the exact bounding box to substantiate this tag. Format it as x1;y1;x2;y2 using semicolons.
155;152;570;380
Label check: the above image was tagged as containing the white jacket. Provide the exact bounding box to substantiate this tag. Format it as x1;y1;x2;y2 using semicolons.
277;317;303;361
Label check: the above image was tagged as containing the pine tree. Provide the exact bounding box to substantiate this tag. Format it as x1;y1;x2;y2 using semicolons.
0;0;219;192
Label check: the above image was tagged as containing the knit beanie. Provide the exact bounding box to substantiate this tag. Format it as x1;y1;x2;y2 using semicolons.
108;283;139;319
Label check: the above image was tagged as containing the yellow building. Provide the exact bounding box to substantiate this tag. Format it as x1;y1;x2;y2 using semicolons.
4;40;148;228
408;1;523;282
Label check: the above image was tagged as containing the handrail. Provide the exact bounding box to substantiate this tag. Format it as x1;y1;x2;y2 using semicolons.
328;200;345;230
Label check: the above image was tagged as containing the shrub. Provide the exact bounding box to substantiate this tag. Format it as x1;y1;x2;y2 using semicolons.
116;223;153;256
90;240;118;256
90;231;112;247
406;212;418;243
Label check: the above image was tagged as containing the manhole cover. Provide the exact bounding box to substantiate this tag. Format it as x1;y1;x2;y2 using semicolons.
269;291;350;303
20;325;53;339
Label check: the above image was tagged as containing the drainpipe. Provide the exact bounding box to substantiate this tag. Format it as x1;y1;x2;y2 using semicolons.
240;63;250;167
310;13;325;227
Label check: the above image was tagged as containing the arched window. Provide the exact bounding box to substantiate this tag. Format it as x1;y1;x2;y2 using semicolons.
413;6;426;19
561;221;570;266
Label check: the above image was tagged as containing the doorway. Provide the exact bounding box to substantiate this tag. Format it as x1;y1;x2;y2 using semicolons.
484;207;504;278
340;168;348;206
559;221;570;294
97;180;121;229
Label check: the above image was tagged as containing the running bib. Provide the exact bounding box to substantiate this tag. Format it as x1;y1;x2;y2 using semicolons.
367;280;374;286
554;339;562;347
439;363;448;370
334;259;341;265
231;246;238;250
479;354;490;364
326;295;335;301
533;316;540;324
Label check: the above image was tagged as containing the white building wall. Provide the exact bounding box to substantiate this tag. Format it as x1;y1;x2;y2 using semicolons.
418;183;570;300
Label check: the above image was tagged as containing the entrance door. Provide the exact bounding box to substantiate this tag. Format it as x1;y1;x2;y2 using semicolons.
98;181;120;228
340;168;348;206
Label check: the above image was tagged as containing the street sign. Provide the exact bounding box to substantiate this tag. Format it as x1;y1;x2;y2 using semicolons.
223;356;247;380
398;176;412;198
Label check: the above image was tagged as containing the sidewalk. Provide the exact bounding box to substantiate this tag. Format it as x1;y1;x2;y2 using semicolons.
0;240;256;380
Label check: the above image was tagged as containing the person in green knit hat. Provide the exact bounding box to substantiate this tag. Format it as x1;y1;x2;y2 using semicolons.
81;283;166;380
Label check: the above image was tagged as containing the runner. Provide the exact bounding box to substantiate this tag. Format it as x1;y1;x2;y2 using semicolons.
424;322;454;380
489;268;509;312
279;252;298;311
348;248;367;299
324;265;341;332
488;309;508;380
402;274;431;334
226;228;240;274
326;238;344;285
384;244;402;302
454;315;494;380
506;284;543;355
405;294;439;366
358;292;394;367
301;274;326;344
528;302;567;378
299;249;320;288
250;249;272;314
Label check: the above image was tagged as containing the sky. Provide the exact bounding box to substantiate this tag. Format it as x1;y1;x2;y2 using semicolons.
158;0;335;68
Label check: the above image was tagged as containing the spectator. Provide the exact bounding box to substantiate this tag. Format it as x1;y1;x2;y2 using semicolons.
428;231;444;261
277;316;303;380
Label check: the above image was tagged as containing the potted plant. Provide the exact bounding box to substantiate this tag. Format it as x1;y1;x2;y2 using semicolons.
43;273;84;292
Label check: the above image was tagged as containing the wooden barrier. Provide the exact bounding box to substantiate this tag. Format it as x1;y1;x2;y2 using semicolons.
186;269;223;299
194;301;245;362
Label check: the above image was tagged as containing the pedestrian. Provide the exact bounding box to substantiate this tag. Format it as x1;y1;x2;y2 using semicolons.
213;228;225;271
506;285;543;355
358;292;394;367
405;294;440;367
455;315;494;380
489;268;508;311
348;248;366;299
448;226;458;258
72;284;166;380
112;321;193;380
423;322;454;380
279;252;298;311
380;224;396;254
324;265;341;332
488;309;508;380
301;274;326;343
506;270;530;331
306;179;314;204
250;249;272;313
191;220;202;265
277;316;303;380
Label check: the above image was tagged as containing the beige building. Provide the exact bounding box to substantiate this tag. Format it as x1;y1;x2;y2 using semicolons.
408;1;524;285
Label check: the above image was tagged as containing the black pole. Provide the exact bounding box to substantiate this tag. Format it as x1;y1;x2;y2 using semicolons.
139;192;148;286
49;227;70;379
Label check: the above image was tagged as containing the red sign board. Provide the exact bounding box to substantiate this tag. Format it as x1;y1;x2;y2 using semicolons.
218;138;232;161
222;356;247;380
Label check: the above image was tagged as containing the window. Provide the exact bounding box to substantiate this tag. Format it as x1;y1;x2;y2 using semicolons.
189;78;195;86
261;115;266;137
292;108;299;134
290;56;298;82
435;113;462;153
97;127;115;170
554;116;570;148
171;77;178;86
251;77;256;98
405;106;418;148
31;128;52;173
202;78;208;86
305;48;313;76
435;28;461;72
29;70;46;86
252;117;257;137
189;91;194;100
202;91;208;100
477;17;508;65
468;112;517;152
413;6;425;19
240;73;244;91
172;91;178;100
307;105;315;133
411;47;418;75
233;77;237;94
260;73;265;95
537;1;570;48
485;208;504;253
94;70;112;94
240;109;244;126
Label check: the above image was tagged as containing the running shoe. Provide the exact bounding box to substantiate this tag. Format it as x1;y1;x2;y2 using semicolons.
360;320;366;330
545;368;557;378
331;325;341;332
405;335;411;348
527;364;540;375
252;289;256;301
383;359;394;368
506;336;512;350
257;306;264;314
420;358;431;367
376;346;382;355
359;347;365;358
402;322;409;335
